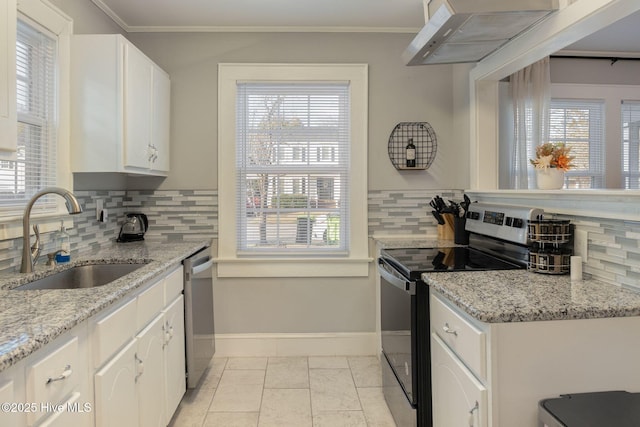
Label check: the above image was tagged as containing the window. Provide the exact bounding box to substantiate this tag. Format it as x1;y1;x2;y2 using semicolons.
0;2;72;225
218;64;369;277
622;100;640;189
0;18;58;218
236;82;349;253
549;99;605;189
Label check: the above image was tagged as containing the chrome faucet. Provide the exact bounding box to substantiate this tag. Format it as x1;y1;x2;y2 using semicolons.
21;187;83;273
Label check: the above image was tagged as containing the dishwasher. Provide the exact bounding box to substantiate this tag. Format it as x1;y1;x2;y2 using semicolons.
183;246;216;388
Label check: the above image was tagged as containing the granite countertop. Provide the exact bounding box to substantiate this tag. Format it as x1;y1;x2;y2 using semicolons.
0;240;209;373
424;270;640;323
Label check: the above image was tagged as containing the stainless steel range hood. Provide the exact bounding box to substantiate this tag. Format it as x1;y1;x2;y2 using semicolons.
403;0;558;65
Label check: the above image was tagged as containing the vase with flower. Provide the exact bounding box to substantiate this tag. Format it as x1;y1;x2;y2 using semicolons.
530;142;574;189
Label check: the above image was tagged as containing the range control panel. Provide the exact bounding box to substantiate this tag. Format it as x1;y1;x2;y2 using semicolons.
465;203;544;245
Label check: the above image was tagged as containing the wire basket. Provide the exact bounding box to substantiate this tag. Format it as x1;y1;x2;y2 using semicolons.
387;122;437;170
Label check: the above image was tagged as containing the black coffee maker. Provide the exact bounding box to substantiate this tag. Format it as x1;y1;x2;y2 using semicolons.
117;213;148;242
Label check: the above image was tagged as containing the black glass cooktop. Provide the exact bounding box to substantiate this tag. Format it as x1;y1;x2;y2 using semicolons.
380;247;524;280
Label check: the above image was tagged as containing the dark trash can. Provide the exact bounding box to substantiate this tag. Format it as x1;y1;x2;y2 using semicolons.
538;391;640;427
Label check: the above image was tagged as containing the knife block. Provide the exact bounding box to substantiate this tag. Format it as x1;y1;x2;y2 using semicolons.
438;213;455;241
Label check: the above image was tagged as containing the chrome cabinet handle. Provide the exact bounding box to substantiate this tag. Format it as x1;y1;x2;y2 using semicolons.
442;322;458;336
468;401;479;426
46;364;72;384
134;354;144;382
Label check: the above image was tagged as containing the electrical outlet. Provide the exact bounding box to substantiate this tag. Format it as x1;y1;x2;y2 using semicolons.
96;199;104;222
574;229;588;260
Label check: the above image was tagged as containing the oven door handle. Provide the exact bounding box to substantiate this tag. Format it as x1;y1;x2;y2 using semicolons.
378;259;416;295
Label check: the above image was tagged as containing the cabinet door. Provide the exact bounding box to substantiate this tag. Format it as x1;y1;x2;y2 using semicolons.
136;314;166;427
431;334;487;427
164;295;186;416
123;41;153;170
151;64;170;173
0;380;17;427
0;0;17;155
94;339;138;427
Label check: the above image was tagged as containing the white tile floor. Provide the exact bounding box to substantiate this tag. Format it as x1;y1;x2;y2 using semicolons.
168;356;397;427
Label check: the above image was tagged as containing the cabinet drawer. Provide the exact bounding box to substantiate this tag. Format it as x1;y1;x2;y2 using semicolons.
137;277;164;330
431;293;486;380
38;392;84;427
92;298;136;368
164;265;183;304
26;336;79;425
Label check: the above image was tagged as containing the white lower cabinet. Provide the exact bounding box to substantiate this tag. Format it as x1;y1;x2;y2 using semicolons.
430;289;640;427
92;264;185;427
431;333;487;427
0;361;23;427
164;295;186;417
39;392;85;427
94;340;138;427
136;314;166;427
0;264;186;427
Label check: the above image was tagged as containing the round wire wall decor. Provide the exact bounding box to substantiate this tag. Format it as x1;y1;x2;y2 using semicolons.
387;122;437;170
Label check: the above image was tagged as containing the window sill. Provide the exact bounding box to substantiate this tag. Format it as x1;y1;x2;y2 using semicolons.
214;257;373;278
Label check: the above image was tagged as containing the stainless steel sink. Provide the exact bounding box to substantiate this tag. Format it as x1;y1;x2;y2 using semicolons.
14;263;145;290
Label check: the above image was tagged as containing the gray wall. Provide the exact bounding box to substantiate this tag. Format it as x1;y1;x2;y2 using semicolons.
551;57;640;85
50;1;467;335
127;31;462;191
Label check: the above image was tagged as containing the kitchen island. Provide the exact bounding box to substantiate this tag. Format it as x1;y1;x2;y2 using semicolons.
0;240;208;372
423;270;640;427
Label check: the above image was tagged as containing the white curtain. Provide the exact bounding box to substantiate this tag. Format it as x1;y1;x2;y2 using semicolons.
508;57;551;189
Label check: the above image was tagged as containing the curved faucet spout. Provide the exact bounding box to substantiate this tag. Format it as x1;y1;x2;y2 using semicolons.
21;187;83;273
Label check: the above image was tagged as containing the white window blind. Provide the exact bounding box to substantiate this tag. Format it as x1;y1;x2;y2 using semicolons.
0;19;58;218
549;99;605;188
236;82;350;254
622;100;640;189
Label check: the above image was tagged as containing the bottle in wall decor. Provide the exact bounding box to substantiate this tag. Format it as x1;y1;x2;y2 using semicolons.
406;138;416;167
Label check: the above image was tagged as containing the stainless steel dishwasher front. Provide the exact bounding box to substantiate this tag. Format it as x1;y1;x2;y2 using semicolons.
183;246;215;388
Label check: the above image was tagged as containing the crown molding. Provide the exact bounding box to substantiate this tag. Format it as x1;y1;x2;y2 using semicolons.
91;0;418;34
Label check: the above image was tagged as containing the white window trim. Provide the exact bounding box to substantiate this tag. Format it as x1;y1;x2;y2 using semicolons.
0;0;73;240
550;84;640;189
217;63;370;277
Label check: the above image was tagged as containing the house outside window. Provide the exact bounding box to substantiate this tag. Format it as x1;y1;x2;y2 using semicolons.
218;64;369;278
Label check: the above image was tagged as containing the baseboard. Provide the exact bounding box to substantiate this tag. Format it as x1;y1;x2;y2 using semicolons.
214;332;378;357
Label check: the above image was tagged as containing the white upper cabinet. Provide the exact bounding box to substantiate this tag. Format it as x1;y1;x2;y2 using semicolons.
151;64;171;173
0;0;17;157
70;34;170;175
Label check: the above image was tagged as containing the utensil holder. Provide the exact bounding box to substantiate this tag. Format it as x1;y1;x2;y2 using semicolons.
438;214;455;241
454;216;469;245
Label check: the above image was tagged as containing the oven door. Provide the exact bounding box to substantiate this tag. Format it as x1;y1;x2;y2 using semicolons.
378;258;417;407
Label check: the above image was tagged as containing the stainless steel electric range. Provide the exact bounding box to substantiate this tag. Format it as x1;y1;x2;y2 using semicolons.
378;203;544;427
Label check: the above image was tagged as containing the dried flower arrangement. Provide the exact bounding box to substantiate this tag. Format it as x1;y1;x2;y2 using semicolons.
530;142;574;171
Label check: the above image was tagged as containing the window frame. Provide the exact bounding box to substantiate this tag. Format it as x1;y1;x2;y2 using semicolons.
548;98;605;189
621;100;640;189
546;84;640;189
217;63;370;278
0;0;72;237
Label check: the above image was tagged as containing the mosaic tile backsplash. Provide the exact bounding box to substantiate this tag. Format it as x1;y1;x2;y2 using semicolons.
0;190;217;273
1;188;640;291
